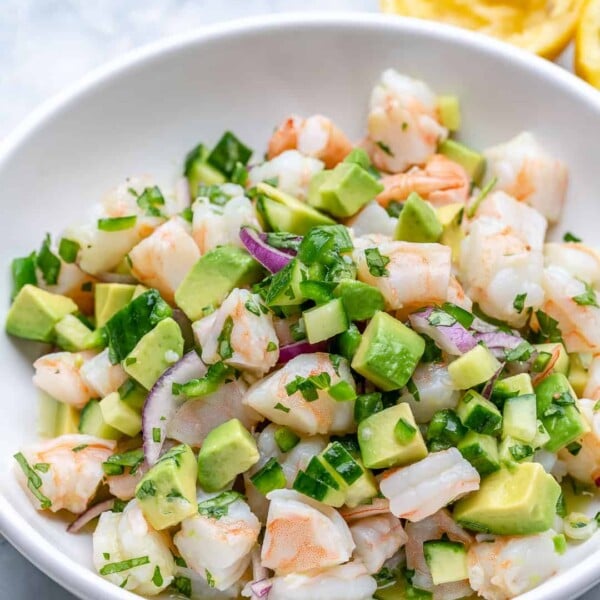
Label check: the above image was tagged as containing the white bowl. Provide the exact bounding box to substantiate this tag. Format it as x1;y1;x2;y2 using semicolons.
1;12;600;600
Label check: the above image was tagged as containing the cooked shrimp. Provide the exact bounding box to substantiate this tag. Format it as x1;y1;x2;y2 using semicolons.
194;288;279;376
93;499;175;595
484;132;568;223
33;351;96;408
350;514;407;574
347;201;397;238
460;191;547;327
541;265;600;353
558;398;600;485
268;115;353;168
261;489;355;575
129;216;200;304
174;495;260;591
353;239;451;311
192;188;261;254
467;531;559;600
15;434;115;513
545;242;600;286
107;461;148;501
366;69;447;173
398;363;460;423
266;561;377;600
405;509;473;592
584;356;600;400
248;150;324;200
79;348;128;398
447;276;473;311
380;448;480;522
377;155;469;208
166;378;262;447
243;353;356;436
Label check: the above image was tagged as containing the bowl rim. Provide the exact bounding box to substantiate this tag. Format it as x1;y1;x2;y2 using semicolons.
1;11;600;600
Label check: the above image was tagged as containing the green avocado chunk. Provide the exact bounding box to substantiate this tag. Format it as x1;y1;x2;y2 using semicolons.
99;391;142;437
135;444;198;530
175;246;263;321
197;418;259;492
6;284;77;342
123;317;184;390
307;162;384;218
94;283;136;328
256;182;335;235
438;139;486;183
453;462;561;535
358;403;428;469
394;192;443;243
54;314;93;351
333;279;385;321
351;311;425;391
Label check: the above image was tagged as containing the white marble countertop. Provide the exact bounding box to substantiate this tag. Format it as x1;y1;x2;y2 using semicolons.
1;1;598;599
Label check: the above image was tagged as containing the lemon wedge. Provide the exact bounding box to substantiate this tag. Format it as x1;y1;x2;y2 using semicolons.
575;0;600;87
380;0;583;59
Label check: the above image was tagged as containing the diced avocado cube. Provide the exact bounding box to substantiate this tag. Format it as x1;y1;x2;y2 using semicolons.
437;95;461;132
256;182;335;235
307;163;384;218
54;314;93;352
458;431;500;477
448;344;501;390
394;192;443;243
535;373;590;452
94;283;136;328
437;202;464;262
532;420;551;449
6;284;77;342
352;311;425;391
438;139;486;183
99;392;142;437
423;540;468;585
135;444;198;530
123;317;183;390
118;379;147;412
132;284;148;299
78;399;121;440
250;458;286;495
303;298;348;344
454;463;561;535
333;279;385;322
175;247;263;321
344;464;378;508
456;390;502;436
491;373;534;407
533;342;569;375
343;148;372;170
358;403;427;469
335;323;362;362
499;436;534;467
197;418;259;492
502;394;537;443
39;393;80;437
292;469;346;507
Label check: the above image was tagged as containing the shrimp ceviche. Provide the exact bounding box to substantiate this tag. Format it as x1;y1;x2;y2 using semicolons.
6;68;600;600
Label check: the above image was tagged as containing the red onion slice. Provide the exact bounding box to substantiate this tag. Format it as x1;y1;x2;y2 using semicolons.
409;307;477;356
250;579;272;599
95;272;138;284
473;331;525;350
240;226;293;273
278;340;328;364
481;364;505;399
142;351;207;465
67;499;115;533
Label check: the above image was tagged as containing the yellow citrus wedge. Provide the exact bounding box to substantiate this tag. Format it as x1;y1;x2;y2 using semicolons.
380;0;583;60
576;0;600;88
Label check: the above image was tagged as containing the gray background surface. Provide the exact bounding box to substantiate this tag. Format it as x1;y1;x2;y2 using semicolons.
1;0;598;598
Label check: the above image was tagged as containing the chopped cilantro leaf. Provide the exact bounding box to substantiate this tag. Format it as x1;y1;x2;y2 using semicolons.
572;281;599;308
364;247;390;277
513;293;527;313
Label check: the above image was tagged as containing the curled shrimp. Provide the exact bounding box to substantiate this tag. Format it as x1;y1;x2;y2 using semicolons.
544;242;600;287
366;69;447;173
193;288;279;376
261;489;355;575
79;348;128;399
129;216;200;305
377;155;469;208
15;434;115;513
268;115;353;169
33;351;97;409
467;531;559;600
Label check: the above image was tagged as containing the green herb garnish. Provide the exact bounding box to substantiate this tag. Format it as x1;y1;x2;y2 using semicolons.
364;247;390;277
